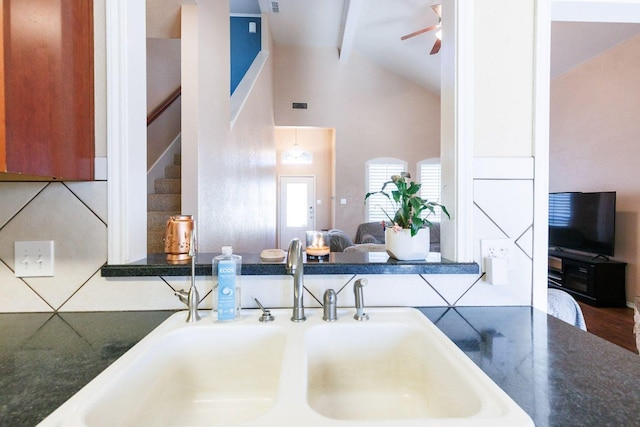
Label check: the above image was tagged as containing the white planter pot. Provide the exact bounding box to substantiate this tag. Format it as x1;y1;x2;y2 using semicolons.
385;227;430;260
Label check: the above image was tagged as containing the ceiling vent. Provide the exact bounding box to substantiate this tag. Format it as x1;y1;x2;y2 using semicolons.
271;1;280;13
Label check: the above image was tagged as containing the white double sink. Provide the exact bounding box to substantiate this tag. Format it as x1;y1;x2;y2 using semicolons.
40;307;533;426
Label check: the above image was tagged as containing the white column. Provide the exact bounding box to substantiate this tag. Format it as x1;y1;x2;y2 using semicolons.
106;0;147;263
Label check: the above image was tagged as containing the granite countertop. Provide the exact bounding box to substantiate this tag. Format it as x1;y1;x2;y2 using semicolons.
101;252;479;277
2;307;639;427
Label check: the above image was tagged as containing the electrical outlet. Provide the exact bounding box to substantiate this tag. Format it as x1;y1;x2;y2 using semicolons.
14;241;55;277
480;239;513;273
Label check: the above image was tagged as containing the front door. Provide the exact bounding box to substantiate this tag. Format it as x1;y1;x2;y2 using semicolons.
278;176;316;249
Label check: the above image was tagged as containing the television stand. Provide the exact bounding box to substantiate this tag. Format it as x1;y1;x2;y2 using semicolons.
548;250;626;307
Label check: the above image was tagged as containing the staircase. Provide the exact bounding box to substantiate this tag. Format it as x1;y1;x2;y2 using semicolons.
147;154;181;254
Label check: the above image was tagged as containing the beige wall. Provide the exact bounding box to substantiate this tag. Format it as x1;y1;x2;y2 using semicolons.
550;33;640;304
183;3;277;253
147;38;181;168
273;46;441;238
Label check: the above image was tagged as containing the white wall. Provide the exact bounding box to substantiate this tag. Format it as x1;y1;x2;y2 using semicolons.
473;0;535;157
0;1;547;312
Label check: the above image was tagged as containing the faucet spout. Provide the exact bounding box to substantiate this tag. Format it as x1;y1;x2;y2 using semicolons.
287;238;306;322
175;218;200;323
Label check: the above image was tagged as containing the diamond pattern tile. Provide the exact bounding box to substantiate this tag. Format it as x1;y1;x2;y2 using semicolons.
65;182;108;225
423;274;482;306
0;263;51;312
0;163;540;312
0;182;46;228
0;183;107;310
60;275;179;312
474;180;533;239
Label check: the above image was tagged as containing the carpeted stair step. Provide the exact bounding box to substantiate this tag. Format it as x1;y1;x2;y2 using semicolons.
148;193;180;211
164;164;181;179
147;210;181;230
154;178;181;194
147;230;166;254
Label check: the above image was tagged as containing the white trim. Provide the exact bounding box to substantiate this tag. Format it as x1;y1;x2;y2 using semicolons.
230;51;269;128
441;0;475;263
229;13;262;18
180;4;199;219
339;0;363;61
532;0;552;310
106;0;147;264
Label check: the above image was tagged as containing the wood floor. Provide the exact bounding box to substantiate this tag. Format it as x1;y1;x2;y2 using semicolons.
578;302;638;354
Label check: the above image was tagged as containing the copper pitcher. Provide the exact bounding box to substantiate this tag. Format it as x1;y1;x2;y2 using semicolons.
164;215;194;263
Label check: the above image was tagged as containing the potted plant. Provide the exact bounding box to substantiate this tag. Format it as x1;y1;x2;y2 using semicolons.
365;172;449;260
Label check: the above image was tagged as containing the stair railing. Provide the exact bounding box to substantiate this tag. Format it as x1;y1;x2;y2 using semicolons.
147;86;181;126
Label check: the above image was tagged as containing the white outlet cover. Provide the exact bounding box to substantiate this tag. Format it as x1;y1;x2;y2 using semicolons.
14;241;55;277
480;238;513;273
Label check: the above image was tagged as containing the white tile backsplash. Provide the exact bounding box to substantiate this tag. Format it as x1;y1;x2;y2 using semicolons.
0;182;46;228
0;157;536;312
0;262;51;312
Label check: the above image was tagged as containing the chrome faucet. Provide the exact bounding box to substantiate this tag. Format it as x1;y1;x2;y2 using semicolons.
286;238;306;322
175;220;201;323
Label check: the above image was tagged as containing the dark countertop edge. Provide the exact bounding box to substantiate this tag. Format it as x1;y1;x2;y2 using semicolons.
101;253;479;277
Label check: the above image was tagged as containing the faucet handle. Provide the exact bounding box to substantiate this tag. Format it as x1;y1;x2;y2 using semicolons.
323;289;337;322
175;289;189;305
254;298;275;322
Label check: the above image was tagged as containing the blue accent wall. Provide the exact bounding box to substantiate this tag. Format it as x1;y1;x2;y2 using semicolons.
230;17;261;95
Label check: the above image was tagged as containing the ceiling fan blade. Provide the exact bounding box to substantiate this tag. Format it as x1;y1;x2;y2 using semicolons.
431;4;442;18
401;23;440;41
430;38;441;55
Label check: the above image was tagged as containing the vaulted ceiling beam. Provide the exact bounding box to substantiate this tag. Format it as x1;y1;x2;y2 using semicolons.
338;0;363;61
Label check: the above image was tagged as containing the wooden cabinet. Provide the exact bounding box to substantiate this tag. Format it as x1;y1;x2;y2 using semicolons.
548;250;627;307
0;0;94;181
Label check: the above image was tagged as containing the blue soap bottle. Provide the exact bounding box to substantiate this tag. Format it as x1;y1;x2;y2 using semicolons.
213;246;242;321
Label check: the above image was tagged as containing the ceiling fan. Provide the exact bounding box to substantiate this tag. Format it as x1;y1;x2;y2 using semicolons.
401;4;442;55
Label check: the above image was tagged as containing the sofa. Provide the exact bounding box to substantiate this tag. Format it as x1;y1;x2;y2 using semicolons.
329;221;441;253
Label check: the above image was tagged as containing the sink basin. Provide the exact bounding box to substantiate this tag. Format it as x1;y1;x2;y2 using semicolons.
306;322;482;420
40;308;533;427
45;322;286;427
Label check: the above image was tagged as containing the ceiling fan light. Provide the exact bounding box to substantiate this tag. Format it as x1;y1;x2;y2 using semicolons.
435;29;442;40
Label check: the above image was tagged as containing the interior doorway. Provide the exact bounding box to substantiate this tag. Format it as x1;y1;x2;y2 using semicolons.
278;176;316;248
274;126;335;248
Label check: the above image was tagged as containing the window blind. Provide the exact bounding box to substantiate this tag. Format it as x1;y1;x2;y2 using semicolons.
419;161;442;222
366;160;405;223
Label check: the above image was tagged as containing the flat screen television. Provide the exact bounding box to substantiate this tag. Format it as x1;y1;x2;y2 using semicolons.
548;191;616;257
